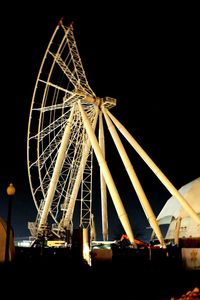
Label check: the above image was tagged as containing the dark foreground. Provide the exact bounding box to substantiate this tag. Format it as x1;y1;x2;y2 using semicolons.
0;246;200;300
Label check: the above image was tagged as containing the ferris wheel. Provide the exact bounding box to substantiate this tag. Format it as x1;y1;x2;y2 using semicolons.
27;19;200;248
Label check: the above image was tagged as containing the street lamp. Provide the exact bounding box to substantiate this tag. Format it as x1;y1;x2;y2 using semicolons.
5;183;16;263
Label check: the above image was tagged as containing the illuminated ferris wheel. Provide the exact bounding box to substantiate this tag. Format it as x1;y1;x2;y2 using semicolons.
27;19;200;248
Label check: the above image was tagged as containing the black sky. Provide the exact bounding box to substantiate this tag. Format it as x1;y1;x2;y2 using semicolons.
0;3;199;241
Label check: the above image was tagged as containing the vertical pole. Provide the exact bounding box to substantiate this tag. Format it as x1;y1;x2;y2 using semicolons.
5;183;15;263
99;111;108;241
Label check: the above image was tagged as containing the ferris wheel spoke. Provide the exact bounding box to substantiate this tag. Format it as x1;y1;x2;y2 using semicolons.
49;51;88;95
61;22;96;98
38;79;74;95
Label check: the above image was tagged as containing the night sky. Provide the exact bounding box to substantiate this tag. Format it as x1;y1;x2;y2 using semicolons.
0;3;199;242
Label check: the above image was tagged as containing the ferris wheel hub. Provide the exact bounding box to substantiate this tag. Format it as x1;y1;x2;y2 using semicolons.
101;97;117;109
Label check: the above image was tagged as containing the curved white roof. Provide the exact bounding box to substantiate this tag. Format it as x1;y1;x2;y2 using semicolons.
157;177;200;224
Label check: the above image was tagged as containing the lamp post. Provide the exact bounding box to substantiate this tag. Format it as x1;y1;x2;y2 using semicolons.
5;183;16;263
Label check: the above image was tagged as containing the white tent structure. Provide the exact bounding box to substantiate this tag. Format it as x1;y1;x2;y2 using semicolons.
156;177;200;244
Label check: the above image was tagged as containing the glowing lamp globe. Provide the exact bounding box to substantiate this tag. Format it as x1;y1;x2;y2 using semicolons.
6;183;16;196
